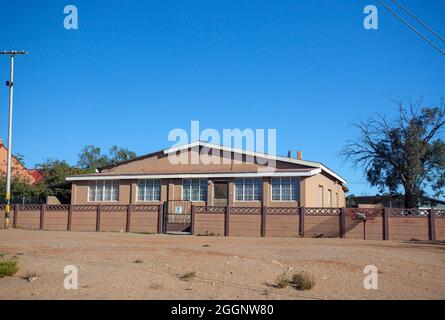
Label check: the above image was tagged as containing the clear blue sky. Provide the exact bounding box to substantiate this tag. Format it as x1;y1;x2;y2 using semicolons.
0;0;444;196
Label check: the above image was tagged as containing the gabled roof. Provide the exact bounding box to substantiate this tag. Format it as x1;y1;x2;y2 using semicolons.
67;141;346;184
163;141;347;184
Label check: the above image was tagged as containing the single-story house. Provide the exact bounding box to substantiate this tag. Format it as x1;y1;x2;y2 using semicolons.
66;141;347;210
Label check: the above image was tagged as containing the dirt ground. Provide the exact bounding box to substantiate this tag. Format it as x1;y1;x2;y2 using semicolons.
0;229;444;300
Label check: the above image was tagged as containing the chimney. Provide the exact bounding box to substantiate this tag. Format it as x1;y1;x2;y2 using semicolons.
297;150;303;160
0;138;3;147
287;150;291;158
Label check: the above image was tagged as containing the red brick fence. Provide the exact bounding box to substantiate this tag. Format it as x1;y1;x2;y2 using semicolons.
1;204;444;241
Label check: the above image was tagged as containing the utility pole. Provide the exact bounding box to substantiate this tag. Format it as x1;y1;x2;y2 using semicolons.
1;50;29;228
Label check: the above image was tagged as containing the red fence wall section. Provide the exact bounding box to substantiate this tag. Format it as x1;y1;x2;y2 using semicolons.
229;207;262;237
436;216;445;240
130;205;159;234
304;208;340;238
194;206;225;236
266;207;299;237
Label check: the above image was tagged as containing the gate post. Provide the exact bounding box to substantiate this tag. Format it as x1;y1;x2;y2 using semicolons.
299;207;305;237
225;205;230;237
126;205;132;233
339;208;346;239
40;204;46;230
158;203;164;234
96;204;102;232
383;208;389;240
428;209;436;241
261;206;267;237
191;205;196;235
13;204;18;229
67;205;73;231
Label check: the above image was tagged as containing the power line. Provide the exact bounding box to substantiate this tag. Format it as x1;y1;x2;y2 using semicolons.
376;0;445;56
390;0;445;43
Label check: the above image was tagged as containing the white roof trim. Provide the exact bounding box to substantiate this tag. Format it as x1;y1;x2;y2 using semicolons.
164;141;346;184
66;169;322;181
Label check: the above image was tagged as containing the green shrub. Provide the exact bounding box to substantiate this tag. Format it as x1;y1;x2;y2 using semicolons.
0;259;19;277
291;272;315;291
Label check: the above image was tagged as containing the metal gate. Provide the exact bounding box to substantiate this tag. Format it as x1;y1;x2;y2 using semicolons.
164;200;192;233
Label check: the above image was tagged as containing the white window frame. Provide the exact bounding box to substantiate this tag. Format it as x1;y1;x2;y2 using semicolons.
271;177;300;202
235;178;262;202
88;180;119;202
182;179;208;202
137;179;161;202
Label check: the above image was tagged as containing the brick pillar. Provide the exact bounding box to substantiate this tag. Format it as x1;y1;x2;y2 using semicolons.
428;209;436;241
67;205;73;231
13;205;18;228
261;206;267;237
158;203;164;234
383;208;389;240
339;208;346;239
225;205;230;237
96;204;102;232
126;205;132;233
191;205;196;235
299;207;305;237
40;204;46;230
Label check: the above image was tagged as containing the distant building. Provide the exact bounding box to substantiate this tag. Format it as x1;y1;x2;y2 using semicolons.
347;194;445;209
0;138;43;185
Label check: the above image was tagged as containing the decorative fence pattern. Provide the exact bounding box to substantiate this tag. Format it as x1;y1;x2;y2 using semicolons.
1;204;444;241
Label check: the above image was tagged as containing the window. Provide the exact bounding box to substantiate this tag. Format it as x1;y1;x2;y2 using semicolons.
235;178;262;201
182;179;207;201
271;178;300;201
327;189;332;207
334;192;338;208
318;186;324;207
89;180;119;202
137;179;161;201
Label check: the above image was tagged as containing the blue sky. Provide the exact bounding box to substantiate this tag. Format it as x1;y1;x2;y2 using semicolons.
0;0;444;196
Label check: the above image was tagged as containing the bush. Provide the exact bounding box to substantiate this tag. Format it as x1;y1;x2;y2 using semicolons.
291;272;315;291
275;273;290;289
0;259;19;277
179;271;196;281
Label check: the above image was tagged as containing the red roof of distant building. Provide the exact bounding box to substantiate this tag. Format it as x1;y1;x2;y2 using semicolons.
28;169;44;184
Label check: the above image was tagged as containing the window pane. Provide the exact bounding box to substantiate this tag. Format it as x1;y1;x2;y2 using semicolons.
200;179;207;201
183;179;190;201
191;179;200;201
281;178;291;201
244;178;253;201
112;181;119;201
291;178;300;201
89;182;96;202
96;181;104;201
272;178;280;201
318;186;323;207
254;178;262;201
235;179;244;201
153;180;160;201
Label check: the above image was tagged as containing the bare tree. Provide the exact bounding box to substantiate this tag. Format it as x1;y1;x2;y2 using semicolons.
342;99;445;208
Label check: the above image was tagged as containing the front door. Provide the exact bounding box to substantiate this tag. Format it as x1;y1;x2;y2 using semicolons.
213;181;229;206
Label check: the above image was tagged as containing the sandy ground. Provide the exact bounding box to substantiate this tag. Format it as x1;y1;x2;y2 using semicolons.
0;229;444;300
